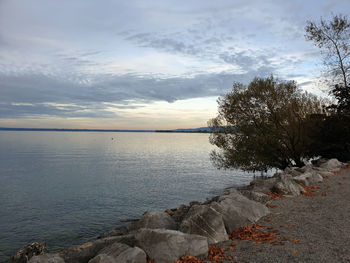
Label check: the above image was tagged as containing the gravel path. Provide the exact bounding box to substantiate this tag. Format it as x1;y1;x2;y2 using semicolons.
214;166;350;263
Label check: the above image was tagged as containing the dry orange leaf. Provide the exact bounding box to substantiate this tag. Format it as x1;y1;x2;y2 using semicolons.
175;255;205;263
230;224;279;244
265;192;284;199
208;246;226;263
291;251;298;255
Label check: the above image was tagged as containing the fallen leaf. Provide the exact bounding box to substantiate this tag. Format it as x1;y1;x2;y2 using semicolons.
291;251;298;255
265;193;284;199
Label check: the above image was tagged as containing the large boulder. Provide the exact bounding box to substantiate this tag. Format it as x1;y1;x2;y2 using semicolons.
320;159;342;171
271;174;304;196
7;242;47;263
293;171;323;186
179;205;228;244
59;237;124;263
245;177;278;194
128;211;177;231
88;243;146;263
28;254;64;263
135;229;208;263
210;189;269;233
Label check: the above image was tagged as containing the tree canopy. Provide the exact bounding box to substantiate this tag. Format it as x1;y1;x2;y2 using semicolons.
209;76;323;172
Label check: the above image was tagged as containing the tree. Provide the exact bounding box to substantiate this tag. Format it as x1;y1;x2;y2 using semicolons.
208;76;323;172
305;15;350;162
305;14;350;87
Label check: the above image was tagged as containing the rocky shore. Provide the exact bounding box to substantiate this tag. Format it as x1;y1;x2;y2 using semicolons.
6;158;347;263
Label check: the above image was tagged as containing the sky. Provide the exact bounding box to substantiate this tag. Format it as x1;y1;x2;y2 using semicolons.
0;0;349;129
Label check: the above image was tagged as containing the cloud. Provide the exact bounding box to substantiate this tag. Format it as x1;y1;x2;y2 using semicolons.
1;0;350;125
0;68;274;118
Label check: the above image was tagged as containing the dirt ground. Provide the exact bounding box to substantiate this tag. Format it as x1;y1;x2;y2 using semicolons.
210;166;350;263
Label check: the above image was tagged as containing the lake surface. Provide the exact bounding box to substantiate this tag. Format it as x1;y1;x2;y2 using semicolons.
0;131;256;261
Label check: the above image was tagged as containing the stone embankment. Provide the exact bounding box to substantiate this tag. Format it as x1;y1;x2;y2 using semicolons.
7;159;345;263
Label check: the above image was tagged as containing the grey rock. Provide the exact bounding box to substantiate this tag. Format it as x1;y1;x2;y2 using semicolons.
179;204;228;244
284;167;303;177
127;211;176;231
28;254;64;263
320;158;342;171
246;177;278;194
272;174;304;196
211;189;269;233
239;190;271;203
7;242;47;263
99;226;129;239
189;201;201;207
59;237;123;263
293;172;323;186
135;228;208;263
295;164;314;173
88;243;146;263
319;171;334;177
171;204;190;224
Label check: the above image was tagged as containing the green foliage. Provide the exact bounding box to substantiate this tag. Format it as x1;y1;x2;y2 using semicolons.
208;76;323;172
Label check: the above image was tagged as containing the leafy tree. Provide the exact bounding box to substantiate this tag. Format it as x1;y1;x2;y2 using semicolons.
305;14;350;87
208;76;323;172
305;15;350;162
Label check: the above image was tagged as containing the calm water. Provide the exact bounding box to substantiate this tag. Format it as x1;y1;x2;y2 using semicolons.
0;131;255;261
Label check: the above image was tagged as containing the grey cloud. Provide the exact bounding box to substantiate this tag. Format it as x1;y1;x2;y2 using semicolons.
0;68;273;118
126;33;203;56
0;103;117;119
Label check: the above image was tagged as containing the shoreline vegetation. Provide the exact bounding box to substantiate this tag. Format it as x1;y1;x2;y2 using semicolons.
7;158;349;263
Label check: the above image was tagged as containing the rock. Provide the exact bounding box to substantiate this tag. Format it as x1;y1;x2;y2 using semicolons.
28;254;64;263
7;242;47;263
318;171;334;177
211;189;269;233
271;174;304;196
171;204;190;225
320;158;342;171
312;158;329;167
164;209;175;216
88;243;146;263
179;204;228;244
295;164;314;173
189;201;201;207
135;229;208;263
99;226;129;239
239;190;271;203
293;172;323;186
59;237;124;263
284;167;303;177
245;177;278;194
127;211;177;231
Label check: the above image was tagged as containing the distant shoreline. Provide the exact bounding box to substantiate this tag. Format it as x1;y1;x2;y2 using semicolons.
0;127;210;133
